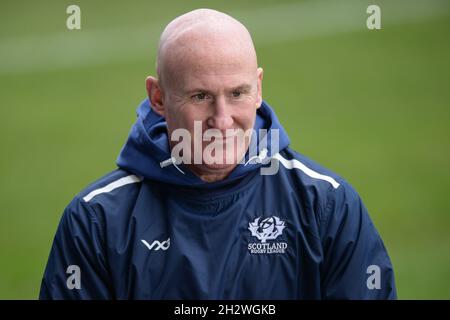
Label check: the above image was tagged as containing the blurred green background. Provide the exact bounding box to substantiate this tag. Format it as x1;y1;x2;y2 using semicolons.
0;0;449;299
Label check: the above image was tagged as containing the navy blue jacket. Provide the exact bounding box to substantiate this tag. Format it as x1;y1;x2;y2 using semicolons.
40;99;396;299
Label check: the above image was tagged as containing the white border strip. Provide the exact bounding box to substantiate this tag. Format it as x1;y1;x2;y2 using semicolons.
273;153;340;189
83;174;142;202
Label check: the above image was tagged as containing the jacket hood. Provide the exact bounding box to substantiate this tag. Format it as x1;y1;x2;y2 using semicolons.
116;98;290;187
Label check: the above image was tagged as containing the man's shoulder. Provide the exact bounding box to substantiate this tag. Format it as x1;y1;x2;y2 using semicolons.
58;169;144;230
275;148;361;207
280;148;370;219
275;148;344;189
74;168;143;206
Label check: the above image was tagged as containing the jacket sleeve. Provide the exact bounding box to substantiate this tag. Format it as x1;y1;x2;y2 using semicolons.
319;182;397;299
39;196;113;299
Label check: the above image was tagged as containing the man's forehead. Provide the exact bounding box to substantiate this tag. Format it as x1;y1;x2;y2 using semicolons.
178;54;255;74
163;43;257;91
174;58;256;91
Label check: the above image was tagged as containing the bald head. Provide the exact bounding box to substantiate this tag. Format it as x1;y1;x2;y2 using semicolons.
156;9;258;88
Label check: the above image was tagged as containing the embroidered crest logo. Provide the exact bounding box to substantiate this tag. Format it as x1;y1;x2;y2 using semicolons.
248;216;285;243
248;216;288;254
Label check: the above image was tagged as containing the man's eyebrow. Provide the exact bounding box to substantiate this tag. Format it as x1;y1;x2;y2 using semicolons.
231;84;252;92
184;88;212;95
184;84;253;95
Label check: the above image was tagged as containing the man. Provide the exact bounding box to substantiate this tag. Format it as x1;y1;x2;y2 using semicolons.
40;9;396;299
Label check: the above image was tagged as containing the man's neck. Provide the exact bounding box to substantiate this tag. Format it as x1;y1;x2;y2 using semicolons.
198;172;230;183
186;164;236;183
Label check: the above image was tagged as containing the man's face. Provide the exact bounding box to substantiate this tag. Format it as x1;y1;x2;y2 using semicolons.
159;48;263;177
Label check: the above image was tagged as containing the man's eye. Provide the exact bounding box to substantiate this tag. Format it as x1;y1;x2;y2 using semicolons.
232;91;241;98
192;93;206;100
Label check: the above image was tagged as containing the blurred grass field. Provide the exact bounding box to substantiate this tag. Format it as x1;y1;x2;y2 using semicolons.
0;0;449;299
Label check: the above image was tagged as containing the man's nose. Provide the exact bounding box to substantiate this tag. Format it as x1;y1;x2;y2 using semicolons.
206;96;234;130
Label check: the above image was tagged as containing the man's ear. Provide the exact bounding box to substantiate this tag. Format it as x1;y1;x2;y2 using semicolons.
256;67;264;109
146;76;165;117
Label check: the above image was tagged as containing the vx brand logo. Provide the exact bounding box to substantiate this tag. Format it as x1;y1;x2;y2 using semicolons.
141;238;171;251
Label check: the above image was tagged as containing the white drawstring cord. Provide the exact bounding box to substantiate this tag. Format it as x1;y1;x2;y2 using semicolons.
244;148;268;166
160;157;185;175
